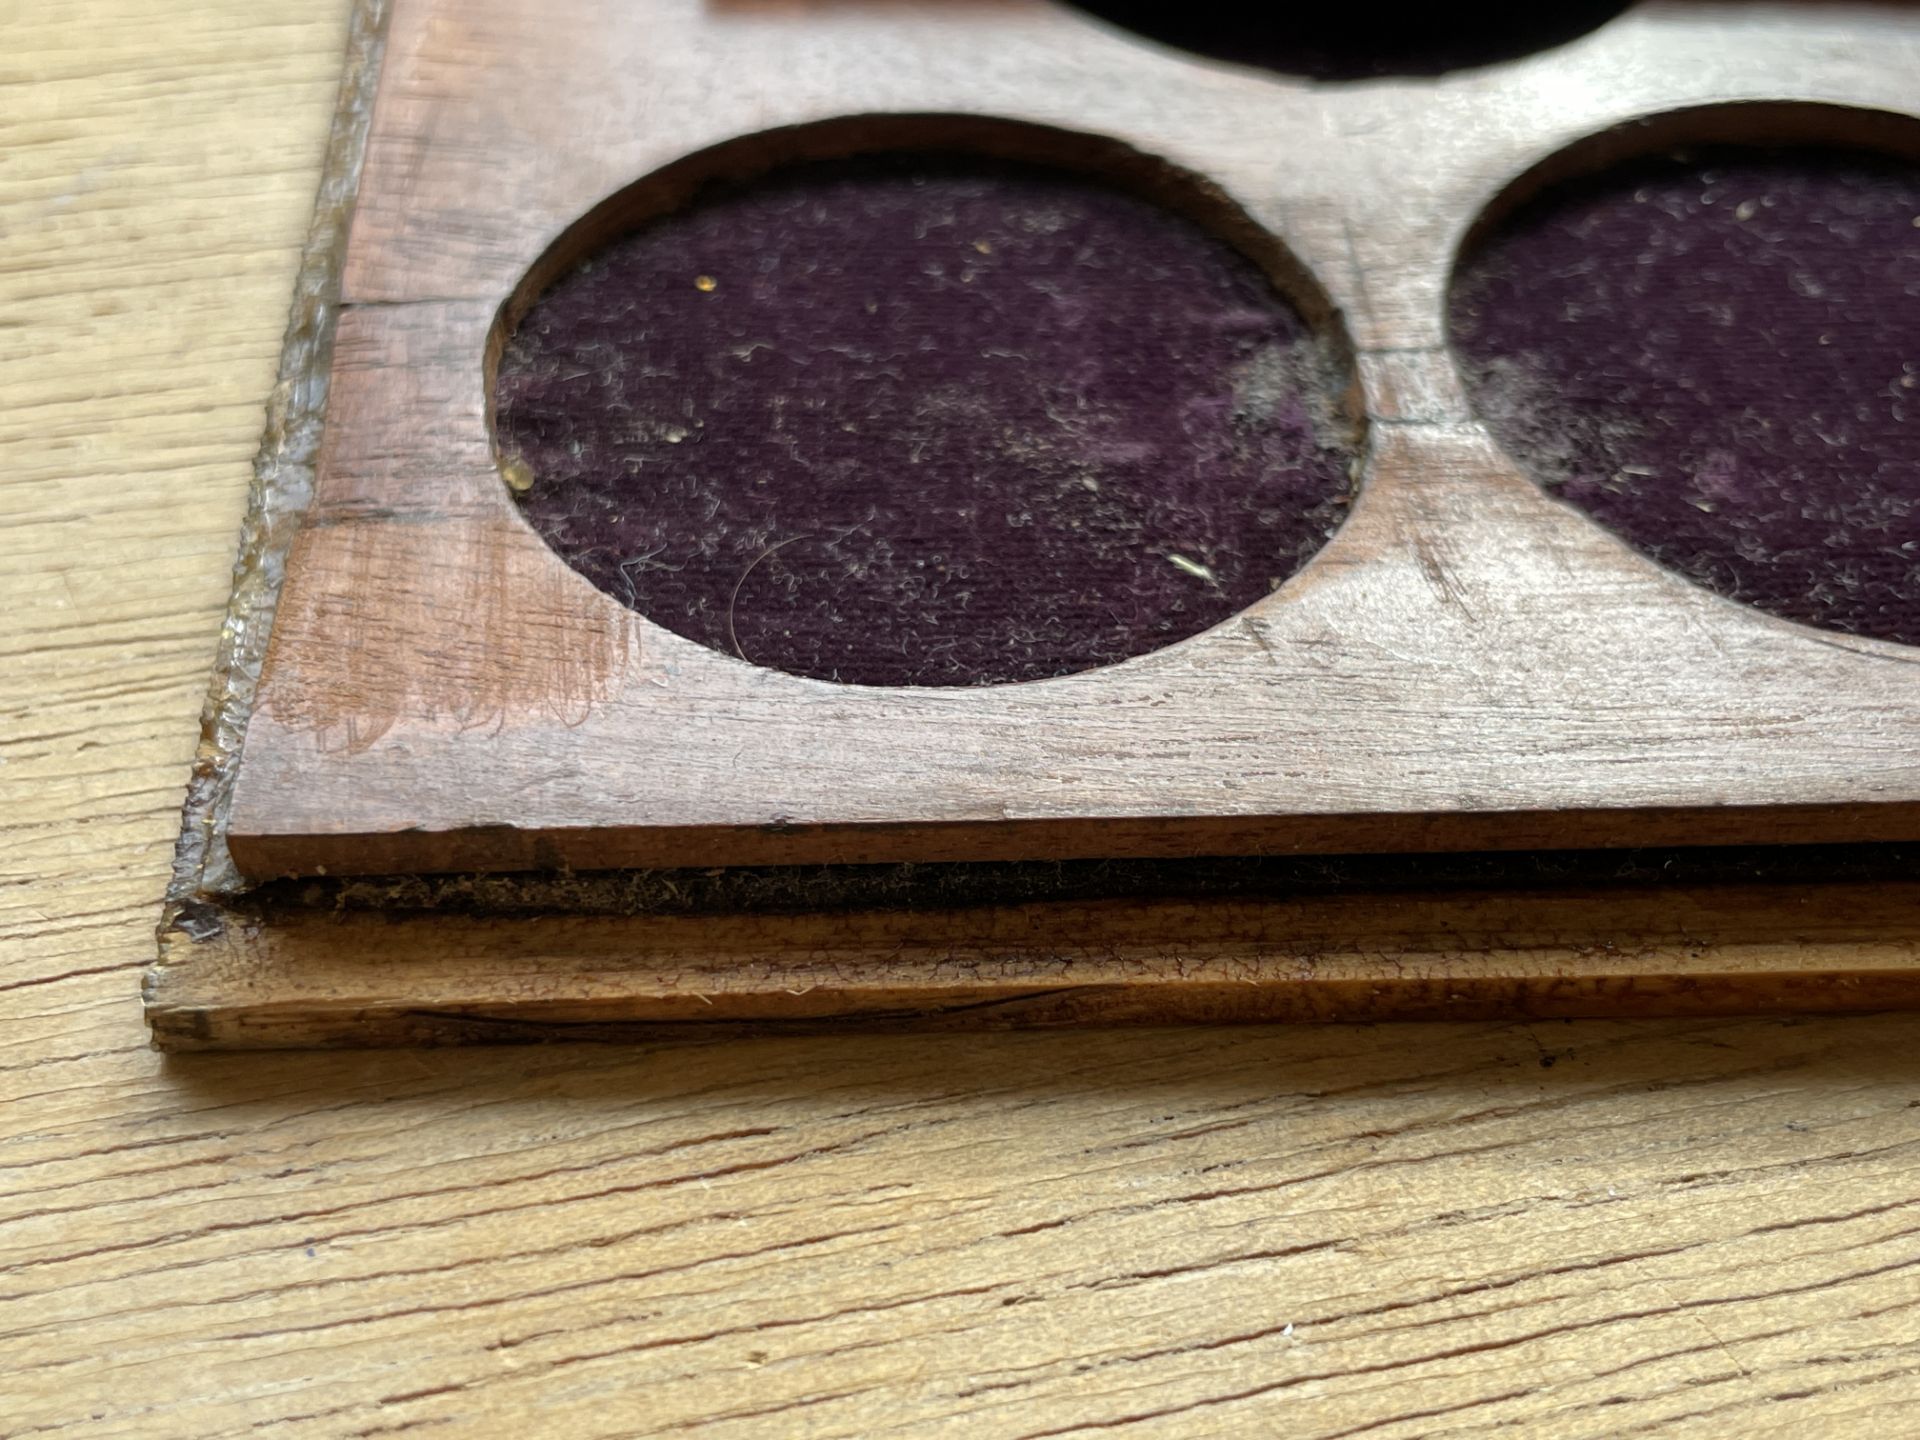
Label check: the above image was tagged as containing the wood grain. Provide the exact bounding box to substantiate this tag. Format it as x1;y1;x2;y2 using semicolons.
11;5;1920;1434
146;881;1920;1049
223;0;1920;876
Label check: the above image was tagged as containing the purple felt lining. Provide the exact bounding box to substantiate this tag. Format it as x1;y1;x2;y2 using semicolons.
1450;145;1920;648
494;156;1357;686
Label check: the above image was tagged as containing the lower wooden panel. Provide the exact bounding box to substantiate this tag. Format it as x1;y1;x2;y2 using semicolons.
148;880;1920;1048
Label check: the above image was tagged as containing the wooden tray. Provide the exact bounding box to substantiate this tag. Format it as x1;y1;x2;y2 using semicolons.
149;0;1920;1047
226;0;1920;876
148;876;1920;1049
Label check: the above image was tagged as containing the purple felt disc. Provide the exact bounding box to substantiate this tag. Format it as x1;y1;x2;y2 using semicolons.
1451;143;1920;648
494;155;1358;687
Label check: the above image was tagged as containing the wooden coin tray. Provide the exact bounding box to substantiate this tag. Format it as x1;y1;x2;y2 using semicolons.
149;0;1920;1047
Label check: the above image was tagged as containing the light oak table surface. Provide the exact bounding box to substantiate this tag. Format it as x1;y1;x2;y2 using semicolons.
4;3;1919;1434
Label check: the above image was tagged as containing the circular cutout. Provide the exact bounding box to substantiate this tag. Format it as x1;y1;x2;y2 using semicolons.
1065;0;1630;81
494;149;1360;687
1451;131;1920;647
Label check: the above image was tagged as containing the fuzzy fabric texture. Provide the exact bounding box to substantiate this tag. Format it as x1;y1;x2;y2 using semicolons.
1451;145;1920;648
494;155;1358;686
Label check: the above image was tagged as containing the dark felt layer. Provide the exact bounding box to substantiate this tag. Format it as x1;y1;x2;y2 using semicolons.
1066;0;1631;80
265;842;1920;921
1451;145;1920;649
493;156;1357;687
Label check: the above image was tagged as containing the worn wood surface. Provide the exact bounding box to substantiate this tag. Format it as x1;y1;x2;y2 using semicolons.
225;0;1920;877
11;3;1920;1434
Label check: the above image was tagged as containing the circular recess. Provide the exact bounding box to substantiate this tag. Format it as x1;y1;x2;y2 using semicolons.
493;145;1360;687
1064;0;1630;81
1450;122;1920;647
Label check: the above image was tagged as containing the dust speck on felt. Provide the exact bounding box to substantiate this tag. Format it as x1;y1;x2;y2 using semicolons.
1451;144;1920;648
500;456;535;495
493;154;1359;687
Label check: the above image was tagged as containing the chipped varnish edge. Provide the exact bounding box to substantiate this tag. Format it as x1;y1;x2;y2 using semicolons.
151;0;391;955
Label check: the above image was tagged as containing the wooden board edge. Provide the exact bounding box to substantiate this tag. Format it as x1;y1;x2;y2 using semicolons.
155;0;389;913
228;802;1920;878
146;884;1920;1050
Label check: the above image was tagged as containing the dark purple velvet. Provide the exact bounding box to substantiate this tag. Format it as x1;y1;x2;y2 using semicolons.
1066;1;1630;80
1451;146;1920;647
494;156;1356;686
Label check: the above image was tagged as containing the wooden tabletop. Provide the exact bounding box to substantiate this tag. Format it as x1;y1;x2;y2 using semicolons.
5;3;1919;1433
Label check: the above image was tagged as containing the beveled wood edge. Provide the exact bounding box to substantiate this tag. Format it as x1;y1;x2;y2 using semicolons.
151;0;390;986
228;801;1920;877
